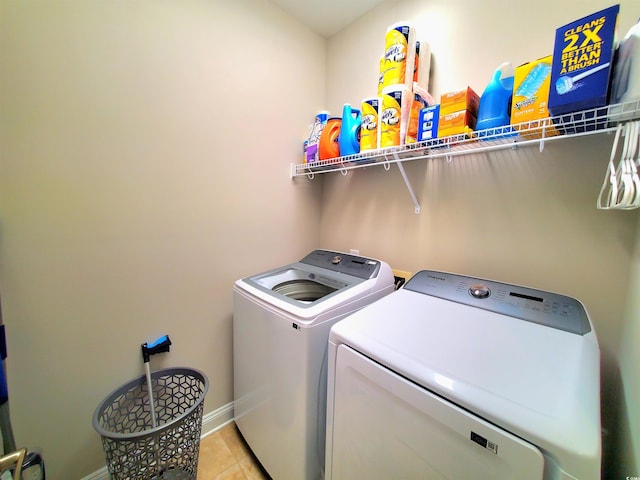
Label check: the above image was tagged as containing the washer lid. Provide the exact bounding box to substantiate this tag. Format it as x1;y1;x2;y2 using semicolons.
329;271;601;480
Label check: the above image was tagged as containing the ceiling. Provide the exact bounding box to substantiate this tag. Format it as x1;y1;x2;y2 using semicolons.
269;0;386;37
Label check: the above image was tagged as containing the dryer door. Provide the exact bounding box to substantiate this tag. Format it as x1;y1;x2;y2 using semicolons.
327;345;545;480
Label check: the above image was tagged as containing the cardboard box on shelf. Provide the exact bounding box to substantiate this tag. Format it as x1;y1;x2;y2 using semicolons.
440;87;480;117
548;4;620;116
512;56;553;124
438;109;476;138
417;104;440;141
511;55;559;138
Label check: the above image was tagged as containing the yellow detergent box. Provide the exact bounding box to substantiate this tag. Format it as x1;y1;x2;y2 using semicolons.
438;109;476;138
511;55;560;137
440;87;480;116
511;56;553;124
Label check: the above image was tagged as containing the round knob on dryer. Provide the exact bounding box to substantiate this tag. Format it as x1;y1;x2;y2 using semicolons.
331;255;342;264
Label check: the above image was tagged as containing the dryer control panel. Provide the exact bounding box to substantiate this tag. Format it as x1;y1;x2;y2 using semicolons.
404;270;591;335
299;250;382;280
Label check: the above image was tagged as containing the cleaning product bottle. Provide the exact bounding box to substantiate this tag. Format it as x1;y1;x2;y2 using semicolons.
304;112;328;164
338;104;361;156
318;117;342;161
610;19;640;119
476;62;516;136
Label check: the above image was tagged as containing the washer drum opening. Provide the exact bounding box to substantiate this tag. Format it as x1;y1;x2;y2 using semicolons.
272;279;337;303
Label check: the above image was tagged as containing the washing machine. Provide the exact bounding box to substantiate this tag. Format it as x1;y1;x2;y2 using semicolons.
325;270;601;480
233;249;395;480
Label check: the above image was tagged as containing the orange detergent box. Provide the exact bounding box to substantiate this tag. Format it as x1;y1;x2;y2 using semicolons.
439;87;480;116
438;109;476;137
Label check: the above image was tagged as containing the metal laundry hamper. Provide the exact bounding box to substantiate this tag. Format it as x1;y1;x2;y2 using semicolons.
93;367;208;480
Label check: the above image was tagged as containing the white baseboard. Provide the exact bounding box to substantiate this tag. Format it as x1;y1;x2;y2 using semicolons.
81;466;109;480
81;401;234;480
201;401;235;437
81;467;109;480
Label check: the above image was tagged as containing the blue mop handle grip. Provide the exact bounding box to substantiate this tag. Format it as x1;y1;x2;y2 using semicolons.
141;335;172;363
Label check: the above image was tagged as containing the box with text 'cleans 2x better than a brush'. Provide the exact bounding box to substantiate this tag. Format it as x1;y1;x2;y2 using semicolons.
548;4;619;117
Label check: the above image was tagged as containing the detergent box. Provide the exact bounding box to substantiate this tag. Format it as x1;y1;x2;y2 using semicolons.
548;4;620;116
511;55;560;138
440;87;480;116
438;109;476;138
511;56;553;124
417;104;440;141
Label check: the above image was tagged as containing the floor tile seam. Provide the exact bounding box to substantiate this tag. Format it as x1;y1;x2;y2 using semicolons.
214;461;248;480
205;433;238;476
220;430;250;463
237;457;259;480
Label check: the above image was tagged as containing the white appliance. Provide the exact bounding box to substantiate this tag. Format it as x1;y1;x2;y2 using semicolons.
325;270;601;480
233;249;395;480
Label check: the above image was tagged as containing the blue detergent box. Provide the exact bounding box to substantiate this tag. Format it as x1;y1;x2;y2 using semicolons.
417;104;440;141
548;4;620;117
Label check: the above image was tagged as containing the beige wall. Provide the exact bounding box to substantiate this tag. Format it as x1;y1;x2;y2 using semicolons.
0;1;324;477
322;0;640;477
615;214;640;476
2;0;639;478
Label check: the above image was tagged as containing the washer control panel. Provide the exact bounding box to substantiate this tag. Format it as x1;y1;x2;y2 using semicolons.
299;250;381;279
403;270;591;335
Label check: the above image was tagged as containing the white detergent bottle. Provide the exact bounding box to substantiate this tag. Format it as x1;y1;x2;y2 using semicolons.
610;19;640;115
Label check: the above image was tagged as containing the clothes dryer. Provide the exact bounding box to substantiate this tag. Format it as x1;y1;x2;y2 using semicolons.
325;270;601;480
233;250;395;480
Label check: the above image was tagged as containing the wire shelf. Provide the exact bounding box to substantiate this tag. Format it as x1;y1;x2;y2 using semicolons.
292;99;640;178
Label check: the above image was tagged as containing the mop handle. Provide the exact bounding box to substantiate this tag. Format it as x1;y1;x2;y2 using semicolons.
144;362;157;429
142;335;172;362
141;335;172;429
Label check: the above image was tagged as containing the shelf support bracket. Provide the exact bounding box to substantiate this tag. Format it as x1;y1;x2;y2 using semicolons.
393;152;421;214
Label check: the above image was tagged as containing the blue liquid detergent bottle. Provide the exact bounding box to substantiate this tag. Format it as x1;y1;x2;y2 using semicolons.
338;104;361;156
476;62;516;138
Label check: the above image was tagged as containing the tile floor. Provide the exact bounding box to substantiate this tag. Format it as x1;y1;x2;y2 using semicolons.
197;422;271;480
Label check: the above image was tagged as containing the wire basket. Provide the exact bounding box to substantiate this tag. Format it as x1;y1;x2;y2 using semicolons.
93;368;208;480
